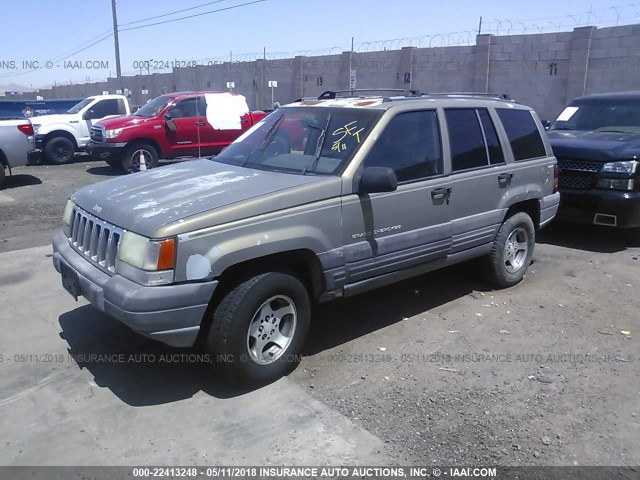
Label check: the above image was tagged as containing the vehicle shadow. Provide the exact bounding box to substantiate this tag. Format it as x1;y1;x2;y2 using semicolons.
58;306;250;406
58;262;493;406
537;220;639;252
85;165;125;176
304;262;490;356
1;174;42;188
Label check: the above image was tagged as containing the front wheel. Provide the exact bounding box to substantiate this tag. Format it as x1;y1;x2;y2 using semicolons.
122;143;159;172
44;136;75;164
205;272;310;387
485;212;535;288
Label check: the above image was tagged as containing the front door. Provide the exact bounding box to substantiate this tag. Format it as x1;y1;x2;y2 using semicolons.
341;109;452;284
166;97;201;157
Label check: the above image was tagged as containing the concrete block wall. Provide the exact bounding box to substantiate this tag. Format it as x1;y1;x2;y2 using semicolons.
21;24;640;121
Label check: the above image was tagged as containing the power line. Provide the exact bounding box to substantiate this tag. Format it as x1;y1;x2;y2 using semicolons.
120;0;230;26
118;0;267;32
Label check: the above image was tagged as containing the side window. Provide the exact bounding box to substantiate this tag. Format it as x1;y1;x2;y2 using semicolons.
363;110;442;182
197;96;207;116
90;99;119;118
169;98;198;118
478;109;505;165
496;109;546;161
446;109;488;171
117;98;126;115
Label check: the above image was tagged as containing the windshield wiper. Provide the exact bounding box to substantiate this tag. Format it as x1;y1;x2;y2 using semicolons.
242;114;285;167
303;114;332;175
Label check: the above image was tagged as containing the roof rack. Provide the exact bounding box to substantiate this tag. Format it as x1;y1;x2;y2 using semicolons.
317;89;422;100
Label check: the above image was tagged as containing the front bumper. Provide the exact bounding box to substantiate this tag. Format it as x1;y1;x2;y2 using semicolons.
52;231;218;347
86;140;127;160
557;188;640;228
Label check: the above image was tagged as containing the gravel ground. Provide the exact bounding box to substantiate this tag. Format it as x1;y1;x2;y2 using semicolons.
1;158;638;466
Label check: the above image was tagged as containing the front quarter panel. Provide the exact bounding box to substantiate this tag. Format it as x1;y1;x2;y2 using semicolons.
172;194;343;282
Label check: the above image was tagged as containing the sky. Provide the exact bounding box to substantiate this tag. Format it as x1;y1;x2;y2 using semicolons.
0;0;638;89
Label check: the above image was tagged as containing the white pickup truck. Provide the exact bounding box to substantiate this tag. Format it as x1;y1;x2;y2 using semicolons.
0;117;39;187
33;94;132;164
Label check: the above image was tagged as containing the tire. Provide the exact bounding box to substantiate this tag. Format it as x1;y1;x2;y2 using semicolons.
122;143;159;172
205;272;310;387
485;212;535;288
0;164;5;188
44;136;75;164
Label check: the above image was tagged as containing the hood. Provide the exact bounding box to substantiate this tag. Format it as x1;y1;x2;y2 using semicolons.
96;115;153;129
72;160;338;237
548;130;640;162
30;113;79;126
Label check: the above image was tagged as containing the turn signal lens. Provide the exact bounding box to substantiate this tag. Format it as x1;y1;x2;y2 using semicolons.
157;238;176;270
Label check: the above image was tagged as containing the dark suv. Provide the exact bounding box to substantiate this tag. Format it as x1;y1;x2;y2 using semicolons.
548;91;640;229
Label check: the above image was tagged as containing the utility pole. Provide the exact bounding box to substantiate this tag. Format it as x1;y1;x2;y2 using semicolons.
111;0;122;86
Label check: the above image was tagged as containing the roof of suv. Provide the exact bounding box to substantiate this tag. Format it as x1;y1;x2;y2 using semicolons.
572;90;640;102
286;89;528;111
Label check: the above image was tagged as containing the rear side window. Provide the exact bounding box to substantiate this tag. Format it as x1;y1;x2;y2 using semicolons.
496;109;546;161
478;109;504;165
446;109;488;171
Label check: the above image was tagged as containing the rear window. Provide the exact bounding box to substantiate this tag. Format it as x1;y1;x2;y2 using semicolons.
496;109;546;161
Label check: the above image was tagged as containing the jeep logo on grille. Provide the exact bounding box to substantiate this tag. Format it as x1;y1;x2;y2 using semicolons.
93;204;103;213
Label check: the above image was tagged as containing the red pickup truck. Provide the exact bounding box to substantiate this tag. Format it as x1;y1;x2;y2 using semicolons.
87;91;268;171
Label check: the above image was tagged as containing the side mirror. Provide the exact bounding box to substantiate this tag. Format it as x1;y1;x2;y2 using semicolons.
358;166;397;194
164;113;173;121
83;109;95;120
165;114;176;132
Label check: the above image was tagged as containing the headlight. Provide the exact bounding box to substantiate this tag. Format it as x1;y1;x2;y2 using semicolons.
62;199;74;236
601;160;637;174
118;231;176;271
104;128;124;139
62;199;74;226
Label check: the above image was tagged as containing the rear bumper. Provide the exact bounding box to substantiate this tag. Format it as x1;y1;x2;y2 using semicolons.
539;192;560;228
52;231;218;347
86;141;127;159
27;149;40;165
557;188;640;228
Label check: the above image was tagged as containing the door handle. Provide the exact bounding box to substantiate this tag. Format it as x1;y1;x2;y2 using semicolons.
498;172;513;183
240;119;249;124
195;121;207;126
431;187;452;200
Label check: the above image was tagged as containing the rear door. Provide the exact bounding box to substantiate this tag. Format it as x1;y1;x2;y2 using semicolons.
341;109;452;284
165;97;201;157
442;107;512;253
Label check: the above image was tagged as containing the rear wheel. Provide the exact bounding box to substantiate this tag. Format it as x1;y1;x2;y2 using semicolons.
485;212;535;288
44;136;75;164
122;143;159;172
0;164;6;187
205;272;310;387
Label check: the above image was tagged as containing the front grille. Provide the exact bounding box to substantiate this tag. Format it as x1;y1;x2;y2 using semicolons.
68;206;122;273
557;157;600;190
557;158;601;173
90;126;103;142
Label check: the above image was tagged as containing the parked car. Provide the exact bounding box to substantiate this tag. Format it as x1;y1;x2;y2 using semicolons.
0;117;39;187
548;91;640;229
52;90;559;386
87;91;268;171
0;98;84;119
33;94;133;164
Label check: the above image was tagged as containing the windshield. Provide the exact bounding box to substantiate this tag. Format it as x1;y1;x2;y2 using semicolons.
213;107;381;175
134;95;172;118
550;98;640;134
66;97;93;114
